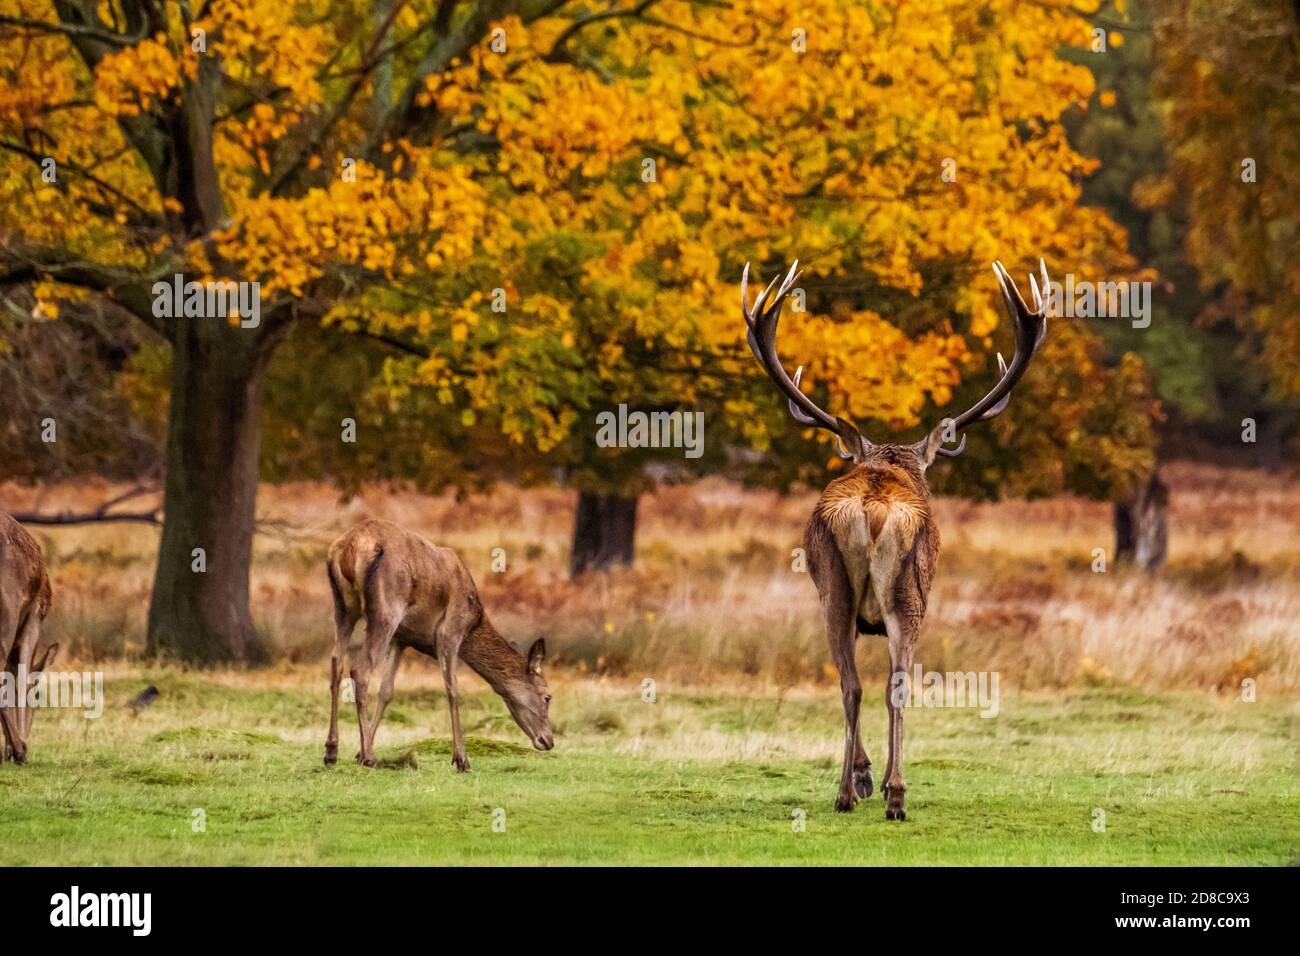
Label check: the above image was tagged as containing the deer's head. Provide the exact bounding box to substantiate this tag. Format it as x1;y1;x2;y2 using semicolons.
502;638;554;751
1;641;58;765
741;258;1050;482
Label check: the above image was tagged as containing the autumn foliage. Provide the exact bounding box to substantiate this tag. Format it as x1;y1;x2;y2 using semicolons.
0;0;1163;658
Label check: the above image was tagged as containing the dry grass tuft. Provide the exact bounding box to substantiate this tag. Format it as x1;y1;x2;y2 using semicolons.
3;462;1297;693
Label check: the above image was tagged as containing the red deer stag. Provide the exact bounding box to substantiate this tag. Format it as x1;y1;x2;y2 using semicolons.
742;258;1048;820
325;519;554;771
0;512;58;764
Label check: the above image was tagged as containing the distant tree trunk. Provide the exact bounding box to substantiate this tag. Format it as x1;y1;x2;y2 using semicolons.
570;491;638;576
146;318;270;664
1256;413;1286;472
1114;470;1169;571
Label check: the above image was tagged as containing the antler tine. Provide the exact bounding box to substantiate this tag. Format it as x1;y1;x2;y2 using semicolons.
775;258;801;299
935;433;966;458
754;271;784;319
786;369;851;463
740;261;751;321
993;260;1031;318
1036;257;1050;347
740;260;864;456
977;353;1011;421
929;258;1051;450
789;367;822;426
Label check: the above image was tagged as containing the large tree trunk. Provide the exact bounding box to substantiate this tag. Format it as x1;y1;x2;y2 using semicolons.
1114;470;1169;571
146;319;270;663
570;491;638;576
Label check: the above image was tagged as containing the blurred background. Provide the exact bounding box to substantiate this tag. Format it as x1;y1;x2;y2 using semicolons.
1;0;1297;692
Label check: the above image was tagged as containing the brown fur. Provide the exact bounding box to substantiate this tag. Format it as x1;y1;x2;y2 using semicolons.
323;519;552;771
748;254;1048;819
804;444;939;820
0;512;57;764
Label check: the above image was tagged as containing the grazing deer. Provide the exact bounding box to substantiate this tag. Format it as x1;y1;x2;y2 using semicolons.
742;258;1048;820
0;512;58;764
324;519;554;770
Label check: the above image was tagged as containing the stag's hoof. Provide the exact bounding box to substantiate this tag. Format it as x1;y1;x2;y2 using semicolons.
833;793;857;813
853;767;874;799
453;755;471;773
883;784;907;821
324;744;338;766
355;753;376;768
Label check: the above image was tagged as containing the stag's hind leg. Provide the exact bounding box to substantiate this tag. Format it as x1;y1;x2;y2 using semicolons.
807;516;868;812
881;611;918;822
822;603;862;813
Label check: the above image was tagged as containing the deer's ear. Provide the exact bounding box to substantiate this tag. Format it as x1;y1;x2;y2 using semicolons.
915;419;958;468
834;418;868;460
526;639;546;676
33;642;59;673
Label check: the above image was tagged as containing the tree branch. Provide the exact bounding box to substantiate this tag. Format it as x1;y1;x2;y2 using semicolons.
268;0;412;195
0;14;139;45
545;0;658;62
0;139;159;224
369;0;513;154
0;250;177;335
11;486;162;526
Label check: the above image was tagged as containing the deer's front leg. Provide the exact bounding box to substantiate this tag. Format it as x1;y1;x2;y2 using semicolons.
437;636;469;773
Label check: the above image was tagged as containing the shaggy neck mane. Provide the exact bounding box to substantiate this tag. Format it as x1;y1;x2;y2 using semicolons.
458;616;524;692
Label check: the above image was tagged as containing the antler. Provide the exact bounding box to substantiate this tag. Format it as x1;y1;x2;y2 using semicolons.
931;258;1050;458
742;261;865;460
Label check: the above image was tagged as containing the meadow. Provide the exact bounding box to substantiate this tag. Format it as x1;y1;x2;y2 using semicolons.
1;673;1296;865
1;462;1297;865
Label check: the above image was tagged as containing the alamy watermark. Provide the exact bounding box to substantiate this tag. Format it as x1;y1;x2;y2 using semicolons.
1045;273;1151;328
889;665;1000;718
152;273;261;328
595;404;704;459
0;667;104;718
49;886;151;936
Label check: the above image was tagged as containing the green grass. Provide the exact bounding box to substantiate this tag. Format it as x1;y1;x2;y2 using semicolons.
1;670;1296;865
